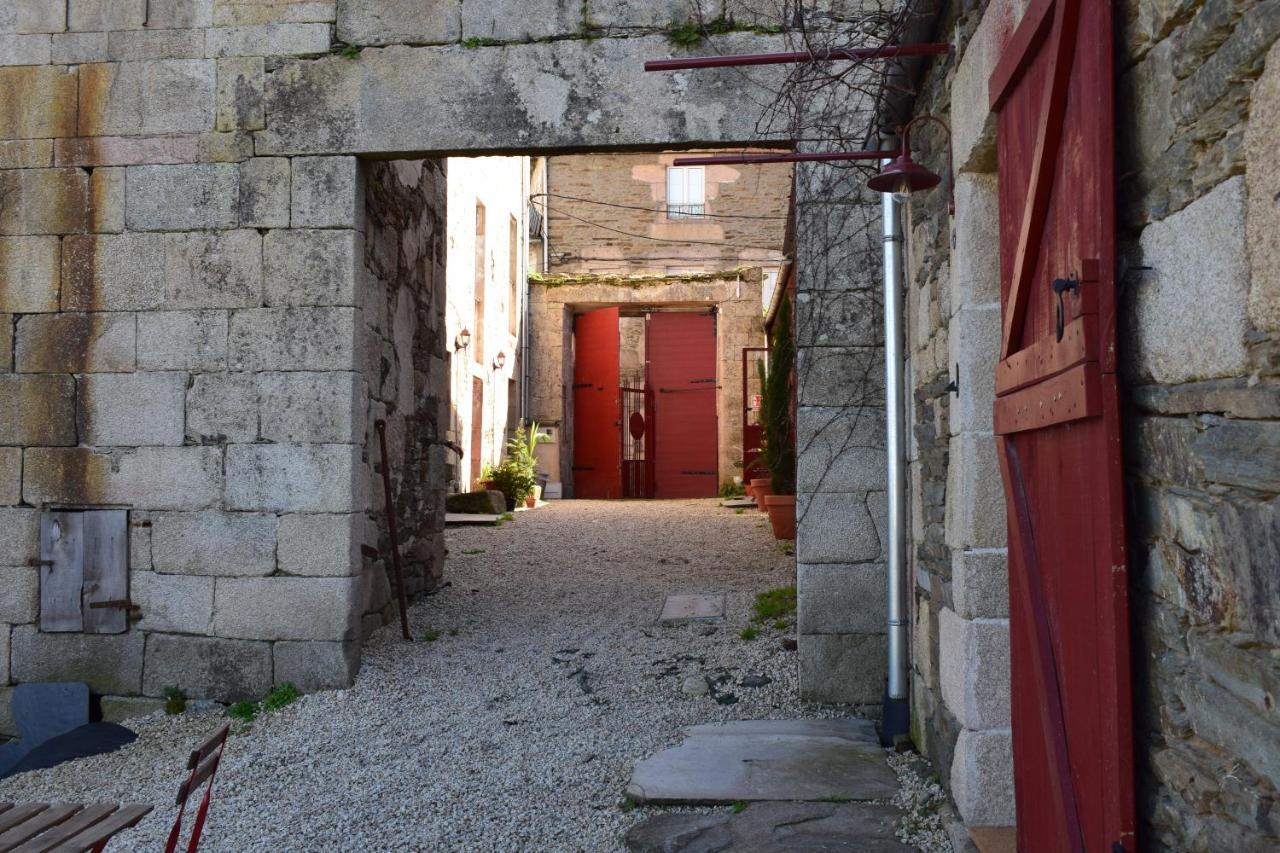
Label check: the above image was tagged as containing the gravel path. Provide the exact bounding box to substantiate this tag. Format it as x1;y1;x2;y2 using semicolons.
0;500;928;851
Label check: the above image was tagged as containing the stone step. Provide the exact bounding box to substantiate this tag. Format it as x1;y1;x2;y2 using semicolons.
625;801;912;852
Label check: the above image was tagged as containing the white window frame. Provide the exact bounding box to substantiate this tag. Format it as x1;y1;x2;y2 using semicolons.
666;166;705;218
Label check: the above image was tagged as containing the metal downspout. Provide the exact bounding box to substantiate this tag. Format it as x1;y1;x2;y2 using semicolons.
881;157;910;744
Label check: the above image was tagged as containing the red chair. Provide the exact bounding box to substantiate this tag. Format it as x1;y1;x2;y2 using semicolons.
164;724;229;853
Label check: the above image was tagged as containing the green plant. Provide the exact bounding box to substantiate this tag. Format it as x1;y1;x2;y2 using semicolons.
462;36;501;49
501;511;514;521
667;21;703;46
339;44;361;59
773;619;789;630
752;585;797;623
261;683;300;713
227;700;257;723
735;508;745;515
763;294;796;496
423;628;441;642
163;686;187;716
739;627;759;641
731;801;749;814
489;459;536;505
718;480;745;498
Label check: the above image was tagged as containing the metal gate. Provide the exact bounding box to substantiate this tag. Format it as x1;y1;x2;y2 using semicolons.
742;346;768;481
572;307;622;498
620;377;654;498
990;0;1134;849
647;312;718;499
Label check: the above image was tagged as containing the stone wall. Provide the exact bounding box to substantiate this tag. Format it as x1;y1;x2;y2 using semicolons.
896;0;1280;845
527;270;766;492
544;151;791;278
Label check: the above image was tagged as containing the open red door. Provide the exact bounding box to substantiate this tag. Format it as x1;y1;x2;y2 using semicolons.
648;312;718;498
572;307;621;498
990;0;1134;850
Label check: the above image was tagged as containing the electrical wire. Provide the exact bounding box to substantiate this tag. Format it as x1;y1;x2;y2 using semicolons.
544;203;787;253
531;191;789;221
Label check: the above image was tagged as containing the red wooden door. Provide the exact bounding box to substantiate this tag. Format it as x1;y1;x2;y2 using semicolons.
989;0;1134;850
573;307;621;498
648;312;717;498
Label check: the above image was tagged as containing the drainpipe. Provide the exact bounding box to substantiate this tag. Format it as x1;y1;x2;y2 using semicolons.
881;153;910;746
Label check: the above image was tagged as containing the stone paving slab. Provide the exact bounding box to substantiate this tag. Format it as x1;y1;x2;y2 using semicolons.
626;719;897;804
720;498;756;508
685;718;879;741
444;513;502;525
625;801;911;852
659;594;725;623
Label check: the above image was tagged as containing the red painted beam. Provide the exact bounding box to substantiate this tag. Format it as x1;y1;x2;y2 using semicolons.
644;44;950;72
673;151;897;166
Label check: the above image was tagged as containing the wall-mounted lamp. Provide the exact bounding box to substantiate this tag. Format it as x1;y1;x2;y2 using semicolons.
455;328;471;351
867;115;954;215
493;352;507;370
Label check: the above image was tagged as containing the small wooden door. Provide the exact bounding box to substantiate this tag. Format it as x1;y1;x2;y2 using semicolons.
648;312;718;499
989;0;1134;849
573;307;622;498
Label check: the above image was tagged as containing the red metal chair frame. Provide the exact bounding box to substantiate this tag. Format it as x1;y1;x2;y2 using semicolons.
164;724;229;853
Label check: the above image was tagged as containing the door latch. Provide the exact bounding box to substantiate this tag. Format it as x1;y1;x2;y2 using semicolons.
1052;273;1079;342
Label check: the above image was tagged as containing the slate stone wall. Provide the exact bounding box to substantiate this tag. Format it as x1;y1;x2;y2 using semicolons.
898;0;1280;844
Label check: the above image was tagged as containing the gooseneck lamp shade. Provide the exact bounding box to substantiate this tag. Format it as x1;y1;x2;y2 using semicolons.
866;154;941;195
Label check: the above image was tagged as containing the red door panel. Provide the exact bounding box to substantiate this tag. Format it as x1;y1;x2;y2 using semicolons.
990;0;1134;850
572;307;621;499
648;313;717;499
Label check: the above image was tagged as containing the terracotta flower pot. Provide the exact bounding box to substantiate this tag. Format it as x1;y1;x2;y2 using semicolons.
762;494;796;540
743;481;755;500
750;478;772;513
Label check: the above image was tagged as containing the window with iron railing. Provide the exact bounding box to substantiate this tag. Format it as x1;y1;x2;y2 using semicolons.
666;166;705;218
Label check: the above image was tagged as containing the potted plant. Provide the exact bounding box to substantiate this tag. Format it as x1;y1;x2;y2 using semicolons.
761;295;796;540
495;421;548;509
511;421;550;507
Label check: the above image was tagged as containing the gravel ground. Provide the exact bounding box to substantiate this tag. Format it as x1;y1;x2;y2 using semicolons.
0;499;944;852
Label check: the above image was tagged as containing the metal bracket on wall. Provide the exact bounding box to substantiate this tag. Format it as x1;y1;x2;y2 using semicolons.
945;363;960;397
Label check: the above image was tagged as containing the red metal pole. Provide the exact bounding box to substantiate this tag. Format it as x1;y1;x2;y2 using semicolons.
644;44;950;72
673;151;897;166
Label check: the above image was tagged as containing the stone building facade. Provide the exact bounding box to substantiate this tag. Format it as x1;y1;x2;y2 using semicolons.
0;1;812;719
893;0;1280;846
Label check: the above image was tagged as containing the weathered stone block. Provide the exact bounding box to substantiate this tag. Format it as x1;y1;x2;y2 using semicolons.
68;0;147;31
225;444;358;512
461;0;578;41
952;549;1009;620
100;696;165;722
79;60;215;136
106;28;206;61
1132;176;1248;384
237;158;289;226
939;607;1010;731
147;0;215;29
142;633;272;703
229;307;357;371
259;372;362;443
264;229;360;306
0;507;39;564
11;625;145;695
0;447;19;505
0;374;77;446
796;405;885;494
130;510;152;570
0;168;89;235
797;349;884;408
0;33;52;65
138;310;228;370
950;173;1001;307
1247;40;1280;332
794;201;881;293
78;372;187;447
798;633;885;705
213;576;359;641
0;313;9;370
0;66;77;139
796;289;880;348
126;163;240;231
23;446;223;510
273;640;359;690
336;0;459;45
277;513;361;576
132;572;214;634
215;56;266;132
51;31;107;64
0;566;38;623
215;1;336;26
945;434;1005;550
206;22;331;57
89;166;125;233
0;139;52;169
15;312;135;373
0;236;60;313
947;304;1000;436
54;134;200;167
152;511;277;576
797;563;886;635
291;156;363;229
951;728;1015;826
62;230;262;311
797;492;883;565
185;372;257;443
0;2;67;35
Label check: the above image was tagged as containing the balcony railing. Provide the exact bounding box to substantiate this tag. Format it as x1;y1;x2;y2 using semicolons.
666;203;705;219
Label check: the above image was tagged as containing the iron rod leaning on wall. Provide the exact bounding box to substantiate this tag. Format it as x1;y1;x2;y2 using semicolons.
881;157;910;743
